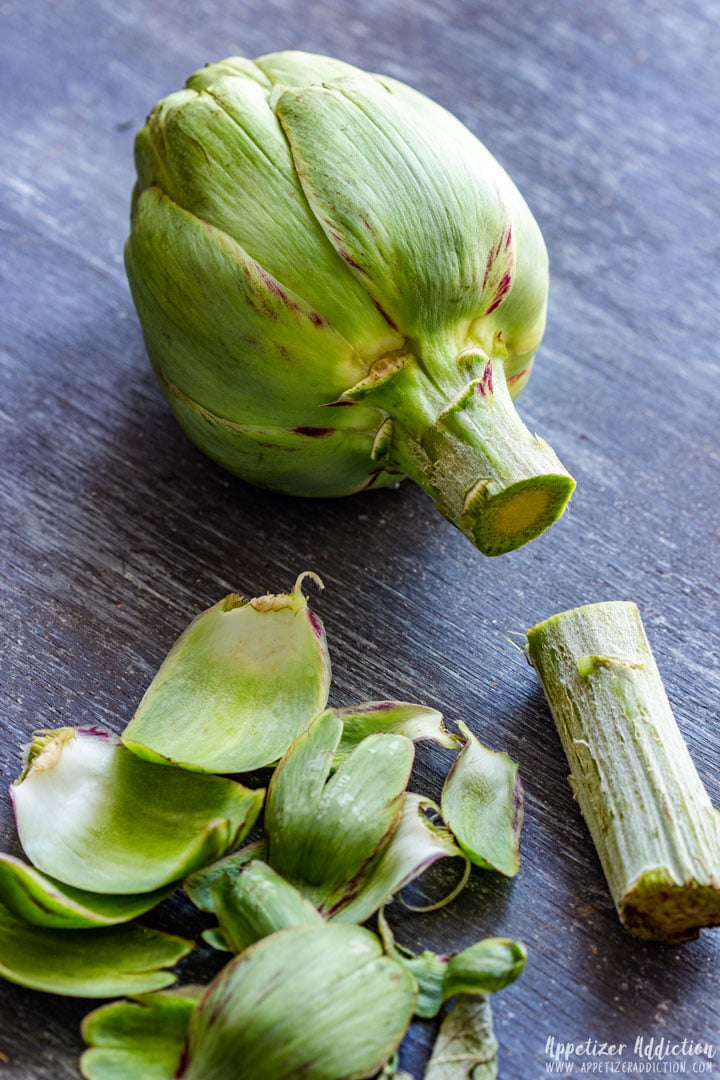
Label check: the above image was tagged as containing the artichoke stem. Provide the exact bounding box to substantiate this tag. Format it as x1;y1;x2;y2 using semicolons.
355;348;574;556
527;602;720;942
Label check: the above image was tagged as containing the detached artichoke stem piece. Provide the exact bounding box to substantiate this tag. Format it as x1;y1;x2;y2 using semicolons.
126;50;575;556
527;601;720;942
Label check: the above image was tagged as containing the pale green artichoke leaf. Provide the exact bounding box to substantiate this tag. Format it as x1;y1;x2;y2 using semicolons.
201;927;230;951
177;923;416;1080
126;186;386;429
265;711;415;913
12;727;263;894
263;708;343;883
335;794;469;925
334;701;458;765
0;902;192;998
122;573;331;773
274;72;536;342
133;67;400;356
0;853;175;930
184;839;266;913
209;860;323;953
425;995;498;1079
80;985;202;1080
188;56;271;90
148;390;399;499
256;49;365;87
440;721;523;876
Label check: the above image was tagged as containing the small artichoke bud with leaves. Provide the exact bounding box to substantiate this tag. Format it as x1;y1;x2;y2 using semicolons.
127;51;574;555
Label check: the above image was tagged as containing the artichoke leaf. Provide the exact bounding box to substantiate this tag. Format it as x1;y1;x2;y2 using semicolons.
273;70;543;342
0;901;192;998
335;794;469;925
11;727;263;894
122;573;331;773
0;853;175;929
443;937;527;999
440;721;523;876
425;995;499;1080
209;860;323;953
153;388;397;499
177;924;416;1080
184;839;266;913
334;700;457;765
81;986;202;1080
127;186;390;430
133;65;398;355
265;710;414;915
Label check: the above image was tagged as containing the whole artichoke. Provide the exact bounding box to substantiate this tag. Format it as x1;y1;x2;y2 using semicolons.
127;51;574;555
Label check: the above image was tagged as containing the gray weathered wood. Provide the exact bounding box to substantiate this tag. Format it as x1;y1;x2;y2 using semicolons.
1;0;718;1076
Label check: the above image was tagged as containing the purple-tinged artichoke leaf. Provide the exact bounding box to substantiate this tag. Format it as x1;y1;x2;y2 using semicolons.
335;794;469;925
11;727;263;894
265;711;414;915
122;573;330;773
334;701;457;765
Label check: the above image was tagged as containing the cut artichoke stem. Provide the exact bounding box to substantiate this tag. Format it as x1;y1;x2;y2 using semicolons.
350;344;574;556
526;601;720;942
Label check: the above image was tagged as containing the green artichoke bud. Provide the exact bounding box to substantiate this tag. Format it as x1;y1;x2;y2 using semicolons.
127;50;574;556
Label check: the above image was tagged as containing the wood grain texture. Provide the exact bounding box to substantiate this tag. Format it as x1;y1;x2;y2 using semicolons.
1;0;719;1076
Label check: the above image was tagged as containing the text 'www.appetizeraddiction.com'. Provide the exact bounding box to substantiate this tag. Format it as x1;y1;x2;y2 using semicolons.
543;1036;717;1074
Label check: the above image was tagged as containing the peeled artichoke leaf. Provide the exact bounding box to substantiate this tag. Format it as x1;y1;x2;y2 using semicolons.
122;573;331;774
209;860;323;953
425;995;499;1079
177;924;416;1080
11;727;263;894
265;710;415;912
0;901;192;998
334;700;457;765
264;708;342;883
440;721;523;876
201;927;231;951
0;852;176;929
184;839;266;913
80;985;202;1080
335;793;468;925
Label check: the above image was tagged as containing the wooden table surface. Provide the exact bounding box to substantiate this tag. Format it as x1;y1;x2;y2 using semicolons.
2;1;719;1077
